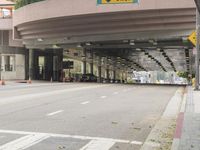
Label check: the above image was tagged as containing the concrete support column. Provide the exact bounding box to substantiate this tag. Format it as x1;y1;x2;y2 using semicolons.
0;53;1;80
113;70;116;81
89;50;94;74
195;9;200;90
82;49;87;74
106;68;110;81
29;49;34;80
97;56;102;83
98;66;102;83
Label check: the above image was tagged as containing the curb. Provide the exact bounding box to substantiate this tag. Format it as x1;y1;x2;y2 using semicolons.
171;87;188;150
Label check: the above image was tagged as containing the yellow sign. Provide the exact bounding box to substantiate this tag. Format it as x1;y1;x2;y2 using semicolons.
97;0;138;4
188;31;196;46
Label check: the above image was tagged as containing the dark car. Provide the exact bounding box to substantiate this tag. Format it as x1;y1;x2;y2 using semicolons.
80;74;97;82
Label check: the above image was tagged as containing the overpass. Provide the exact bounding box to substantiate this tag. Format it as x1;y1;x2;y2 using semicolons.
12;0;196;81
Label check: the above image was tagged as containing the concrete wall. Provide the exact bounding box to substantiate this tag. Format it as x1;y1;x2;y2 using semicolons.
13;0;195;26
1;54;25;80
0;18;12;30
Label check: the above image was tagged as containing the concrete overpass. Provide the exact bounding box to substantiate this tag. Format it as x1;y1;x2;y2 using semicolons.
12;0;196;81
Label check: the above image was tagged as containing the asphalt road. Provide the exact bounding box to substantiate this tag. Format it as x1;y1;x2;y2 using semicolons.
0;83;178;150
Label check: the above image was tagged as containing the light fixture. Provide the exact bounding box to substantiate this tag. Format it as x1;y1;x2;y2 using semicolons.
130;42;135;46
77;44;82;48
85;42;91;46
156;48;161;51
52;44;60;49
136;48;141;51
37;38;43;42
153;41;158;46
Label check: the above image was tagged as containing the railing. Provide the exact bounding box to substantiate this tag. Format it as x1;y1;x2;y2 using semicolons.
0;9;13;18
15;0;45;9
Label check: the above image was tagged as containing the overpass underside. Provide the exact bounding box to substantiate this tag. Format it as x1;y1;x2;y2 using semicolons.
15;7;195;73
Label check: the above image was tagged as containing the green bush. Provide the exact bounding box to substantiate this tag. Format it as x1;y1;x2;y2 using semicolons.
15;0;45;9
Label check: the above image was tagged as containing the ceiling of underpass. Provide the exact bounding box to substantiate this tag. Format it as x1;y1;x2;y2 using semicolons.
63;37;194;73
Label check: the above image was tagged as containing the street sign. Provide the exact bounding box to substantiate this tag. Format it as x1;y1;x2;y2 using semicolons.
97;0;138;4
188;31;196;46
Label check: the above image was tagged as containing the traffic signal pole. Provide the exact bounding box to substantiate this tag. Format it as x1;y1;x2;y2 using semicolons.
195;9;200;90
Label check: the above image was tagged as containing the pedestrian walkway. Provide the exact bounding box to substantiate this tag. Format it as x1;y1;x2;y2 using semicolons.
174;87;200;150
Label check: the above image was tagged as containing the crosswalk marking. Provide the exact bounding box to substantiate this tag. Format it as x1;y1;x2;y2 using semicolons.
0;134;49;150
79;140;115;150
0;129;143;150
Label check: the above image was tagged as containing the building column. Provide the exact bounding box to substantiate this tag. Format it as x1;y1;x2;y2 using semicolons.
106;68;110;81
97;56;102;83
29;49;34;80
113;70;116;81
0;53;2;80
195;9;200;90
82;49;87;74
89;50;94;74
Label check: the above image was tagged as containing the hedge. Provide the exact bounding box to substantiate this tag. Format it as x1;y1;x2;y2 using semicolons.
15;0;45;9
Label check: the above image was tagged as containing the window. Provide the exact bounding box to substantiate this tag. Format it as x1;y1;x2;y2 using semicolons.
1;55;15;72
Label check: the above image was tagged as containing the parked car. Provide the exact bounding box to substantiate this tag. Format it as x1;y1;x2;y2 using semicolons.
80;74;97;82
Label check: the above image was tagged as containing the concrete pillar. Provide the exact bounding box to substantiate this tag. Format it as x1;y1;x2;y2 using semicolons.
29;49;34;80
82;49;87;74
98;66;102;83
113;70;116;81
90;63;93;74
106;68;110;80
25;50;29;80
195;9;200;90
89;51;94;74
0;53;1;80
97;56;102;83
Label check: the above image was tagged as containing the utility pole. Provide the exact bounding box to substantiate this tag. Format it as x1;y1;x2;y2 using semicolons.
0;53;1;80
195;9;200;90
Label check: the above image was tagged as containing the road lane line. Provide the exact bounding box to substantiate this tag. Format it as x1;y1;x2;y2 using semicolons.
0;129;143;145
0;134;49;150
79;140;115;150
0;85;111;105
81;101;90;105
46;110;64;116
100;96;107;99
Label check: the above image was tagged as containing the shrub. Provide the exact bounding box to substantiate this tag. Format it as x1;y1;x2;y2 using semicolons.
15;0;45;9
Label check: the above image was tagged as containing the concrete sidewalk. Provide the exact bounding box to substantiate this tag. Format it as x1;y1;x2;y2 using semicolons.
172;87;200;150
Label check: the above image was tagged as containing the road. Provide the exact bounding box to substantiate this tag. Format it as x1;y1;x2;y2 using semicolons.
0;83;178;150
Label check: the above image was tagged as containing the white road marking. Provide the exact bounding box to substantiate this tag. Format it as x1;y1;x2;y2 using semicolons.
81;101;90;105
46;110;64;116
79;140;115;150
0;134;49;150
131;141;143;145
0;85;110;105
100;96;107;99
0;129;143;145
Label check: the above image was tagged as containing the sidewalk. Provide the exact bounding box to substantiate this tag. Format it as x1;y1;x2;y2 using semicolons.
172;87;200;150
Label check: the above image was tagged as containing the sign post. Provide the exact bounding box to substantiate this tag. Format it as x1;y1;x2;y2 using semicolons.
188;31;197;46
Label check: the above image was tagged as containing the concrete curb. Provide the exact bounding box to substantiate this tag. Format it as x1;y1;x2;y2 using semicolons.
140;87;184;150
171;87;188;150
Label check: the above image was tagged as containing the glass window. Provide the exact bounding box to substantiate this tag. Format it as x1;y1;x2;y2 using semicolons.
2;55;15;72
